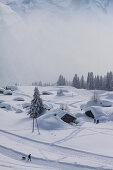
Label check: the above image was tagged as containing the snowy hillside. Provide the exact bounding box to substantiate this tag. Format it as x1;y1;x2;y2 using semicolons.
0;86;113;169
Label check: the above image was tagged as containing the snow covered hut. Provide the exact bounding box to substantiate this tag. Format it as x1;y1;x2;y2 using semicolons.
61;113;77;123
85;110;95;118
6;85;18;91
0;88;5;94
84;106;103;120
0;103;11;110
3;90;12;95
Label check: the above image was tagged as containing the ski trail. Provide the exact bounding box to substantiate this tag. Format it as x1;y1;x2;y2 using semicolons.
0;129;113;169
0;159;52;170
0;145;98;170
53;127;83;144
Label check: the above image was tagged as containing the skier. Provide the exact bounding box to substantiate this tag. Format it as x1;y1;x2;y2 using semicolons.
28;154;31;161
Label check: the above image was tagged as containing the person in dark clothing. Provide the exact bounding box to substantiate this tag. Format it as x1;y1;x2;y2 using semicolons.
28;154;31;161
96;120;99;124
94;118;96;123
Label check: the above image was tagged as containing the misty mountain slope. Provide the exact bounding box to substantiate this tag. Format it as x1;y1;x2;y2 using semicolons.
0;0;113;14
0;2;24;26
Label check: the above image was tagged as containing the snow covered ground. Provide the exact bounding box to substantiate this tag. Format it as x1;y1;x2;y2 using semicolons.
0;86;113;170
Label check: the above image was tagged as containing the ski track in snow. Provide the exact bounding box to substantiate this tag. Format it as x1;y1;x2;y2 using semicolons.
53;127;83;145
0;129;112;169
0;86;113;169
0;144;100;170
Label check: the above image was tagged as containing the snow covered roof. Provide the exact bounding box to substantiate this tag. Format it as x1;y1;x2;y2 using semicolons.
38;109;70;130
22;103;30;109
58;110;76;119
42;91;53;95
84;106;104;120
0;103;11;110
81;100;113;111
100;100;112;107
3;90;12;95
13;97;24;101
16;109;23;113
6;85;18;91
0;88;5;93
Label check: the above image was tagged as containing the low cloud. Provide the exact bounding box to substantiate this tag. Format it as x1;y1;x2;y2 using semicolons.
0;2;113;85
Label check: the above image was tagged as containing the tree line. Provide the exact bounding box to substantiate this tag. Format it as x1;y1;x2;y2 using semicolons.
57;72;113;91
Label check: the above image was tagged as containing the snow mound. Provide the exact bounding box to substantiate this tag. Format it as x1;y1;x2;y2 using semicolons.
22;103;30;109
100;100;112;107
43;103;52;110
81;101;100;110
38;109;69;130
0;103;11;110
81;100;113;111
0;100;5;103
13;97;24;101
0;88;5;94
62;89;69;93
3;90;12;95
6;85;18;91
16;109;23;113
42;91;53;95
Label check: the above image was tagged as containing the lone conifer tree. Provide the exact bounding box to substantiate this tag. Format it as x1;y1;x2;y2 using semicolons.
29;87;44;132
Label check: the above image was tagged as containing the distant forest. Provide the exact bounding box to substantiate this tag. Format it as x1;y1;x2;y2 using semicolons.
32;72;113;91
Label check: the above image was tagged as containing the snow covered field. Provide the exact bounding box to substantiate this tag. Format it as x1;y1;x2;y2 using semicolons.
0;86;113;170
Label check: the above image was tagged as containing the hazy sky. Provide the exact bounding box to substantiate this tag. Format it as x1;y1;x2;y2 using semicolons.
0;2;113;85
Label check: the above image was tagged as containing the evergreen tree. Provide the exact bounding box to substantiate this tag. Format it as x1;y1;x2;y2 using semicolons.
106;72;113;91
80;75;85;89
38;81;42;86
57;75;66;86
102;76;107;90
87;72;94;90
99;76;103;90
29;87;44;118
72;74;80;88
94;75;100;90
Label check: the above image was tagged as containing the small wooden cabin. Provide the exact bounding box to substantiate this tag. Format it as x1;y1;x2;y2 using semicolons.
85;110;94;119
61;114;76;123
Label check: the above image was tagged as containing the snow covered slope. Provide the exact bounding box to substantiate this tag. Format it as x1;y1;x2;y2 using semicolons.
0;86;113;169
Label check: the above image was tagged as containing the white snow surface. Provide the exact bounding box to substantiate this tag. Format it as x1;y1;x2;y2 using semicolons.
0;86;113;170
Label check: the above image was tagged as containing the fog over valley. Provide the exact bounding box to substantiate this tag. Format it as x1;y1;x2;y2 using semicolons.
0;0;113;85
